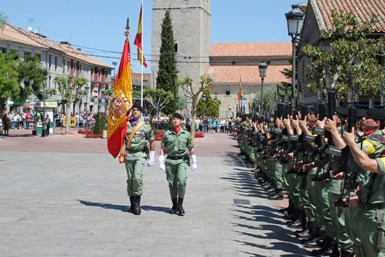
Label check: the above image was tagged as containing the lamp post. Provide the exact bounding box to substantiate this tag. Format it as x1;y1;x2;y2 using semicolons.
42;79;47;137
285;4;304;108
112;61;117;85
258;61;268;112
202;93;207;132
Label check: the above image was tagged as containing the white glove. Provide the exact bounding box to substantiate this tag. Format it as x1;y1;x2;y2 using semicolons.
148;151;155;167
159;155;165;171
191;154;197;171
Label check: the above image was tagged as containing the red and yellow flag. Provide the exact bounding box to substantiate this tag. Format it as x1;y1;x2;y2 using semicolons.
237;77;243;108
107;39;133;158
134;5;147;68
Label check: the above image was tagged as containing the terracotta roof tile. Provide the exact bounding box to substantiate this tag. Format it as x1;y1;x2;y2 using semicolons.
0;24;47;49
5;23;110;68
211;42;292;57
312;0;385;32
206;65;291;84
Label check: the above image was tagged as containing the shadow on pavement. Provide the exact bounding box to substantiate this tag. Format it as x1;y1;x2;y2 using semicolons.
77;199;170;213
222;154;308;257
141;205;170;213
7;134;35;138
77;199;129;212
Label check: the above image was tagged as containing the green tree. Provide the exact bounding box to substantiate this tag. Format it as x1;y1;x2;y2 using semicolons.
252;85;277;114
0;50;19;112
302;10;385;103
92;112;107;135
156;10;178;114
196;85;219;118
143;88;174;116
17;54;48;101
54;76;88;134
178;75;212;139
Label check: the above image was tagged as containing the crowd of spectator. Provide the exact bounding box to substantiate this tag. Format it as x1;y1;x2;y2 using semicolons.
150;115;234;134
1;108;235;137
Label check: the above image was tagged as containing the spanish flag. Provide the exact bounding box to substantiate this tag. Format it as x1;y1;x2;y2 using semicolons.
107;39;133;158
237;77;243;108
134;5;147;68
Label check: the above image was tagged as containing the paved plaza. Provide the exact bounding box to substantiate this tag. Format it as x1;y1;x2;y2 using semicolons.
0;129;308;257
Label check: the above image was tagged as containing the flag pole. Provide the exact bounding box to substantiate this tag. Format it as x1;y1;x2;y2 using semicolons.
140;0;144;107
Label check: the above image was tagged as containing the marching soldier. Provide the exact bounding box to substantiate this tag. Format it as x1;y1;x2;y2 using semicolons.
159;112;197;216
119;102;155;215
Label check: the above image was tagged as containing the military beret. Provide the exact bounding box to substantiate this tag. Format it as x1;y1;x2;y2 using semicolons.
366;108;385;121
172;112;183;120
336;106;348;117
132;102;143;112
356;109;366;119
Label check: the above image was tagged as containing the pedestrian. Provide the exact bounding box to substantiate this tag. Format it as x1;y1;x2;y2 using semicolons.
119;102;155;215
158;112;197;216
25;111;32;129
3;113;11;136
44;114;51;136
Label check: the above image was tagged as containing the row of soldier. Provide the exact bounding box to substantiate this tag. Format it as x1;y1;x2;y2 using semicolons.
235;94;385;257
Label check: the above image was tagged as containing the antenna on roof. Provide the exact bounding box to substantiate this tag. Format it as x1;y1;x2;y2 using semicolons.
28;17;34;32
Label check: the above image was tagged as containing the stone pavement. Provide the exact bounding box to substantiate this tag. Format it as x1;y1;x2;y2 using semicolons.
0;129;309;257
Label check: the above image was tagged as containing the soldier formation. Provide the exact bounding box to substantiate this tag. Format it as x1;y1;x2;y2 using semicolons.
234;94;385;257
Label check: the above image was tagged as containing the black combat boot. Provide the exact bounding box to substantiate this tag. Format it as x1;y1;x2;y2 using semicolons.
129;196;134;213
270;189;284;200
310;236;333;256
170;198;178;214
177;197;185;216
132;196;141;215
295;219;309;238
280;199;294;214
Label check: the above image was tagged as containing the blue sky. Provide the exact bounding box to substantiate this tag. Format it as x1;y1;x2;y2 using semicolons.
1;0;299;73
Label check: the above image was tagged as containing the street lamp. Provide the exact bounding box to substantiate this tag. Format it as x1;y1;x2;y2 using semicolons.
285;4;304;107
202;94;207;132
258;61;269;112
104;93;110;113
112;61;117;85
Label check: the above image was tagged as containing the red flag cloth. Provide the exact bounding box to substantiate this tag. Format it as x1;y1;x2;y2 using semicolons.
134;5;147;68
107;39;133;158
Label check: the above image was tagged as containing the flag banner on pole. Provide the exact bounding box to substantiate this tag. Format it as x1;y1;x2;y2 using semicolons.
237;77;243;108
134;5;147;68
107;39;133;158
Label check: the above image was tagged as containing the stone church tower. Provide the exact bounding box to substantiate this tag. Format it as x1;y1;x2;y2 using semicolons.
151;0;211;91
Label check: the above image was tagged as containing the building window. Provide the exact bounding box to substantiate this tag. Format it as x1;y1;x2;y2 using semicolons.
225;90;230;96
35;54;41;61
48;54;52;68
24;52;31;59
54;56;58;71
0;48;6;54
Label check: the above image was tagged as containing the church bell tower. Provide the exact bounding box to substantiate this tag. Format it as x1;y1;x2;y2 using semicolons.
151;0;211;90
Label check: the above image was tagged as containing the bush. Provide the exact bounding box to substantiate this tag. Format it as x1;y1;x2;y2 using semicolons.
194;132;204;138
92;112;107;135
78;129;92;134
